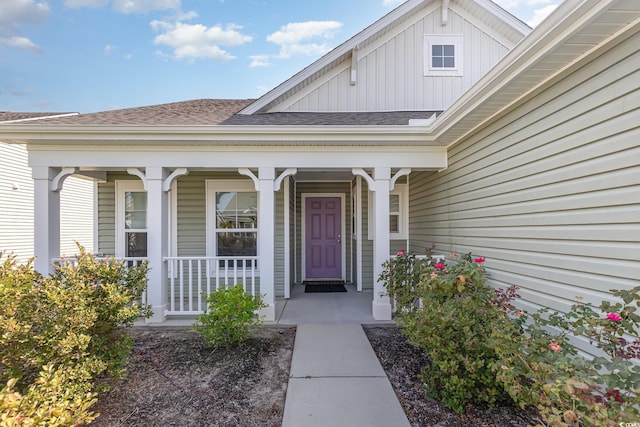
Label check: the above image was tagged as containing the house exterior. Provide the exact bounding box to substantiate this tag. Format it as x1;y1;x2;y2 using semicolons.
0;113;95;263
0;0;638;338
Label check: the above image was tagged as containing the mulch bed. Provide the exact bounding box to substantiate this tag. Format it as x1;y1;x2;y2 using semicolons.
363;325;538;427
89;327;295;427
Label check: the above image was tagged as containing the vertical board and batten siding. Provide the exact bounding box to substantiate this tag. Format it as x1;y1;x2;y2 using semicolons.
278;5;510;112
295;181;352;284
0;143;93;262
408;31;640;355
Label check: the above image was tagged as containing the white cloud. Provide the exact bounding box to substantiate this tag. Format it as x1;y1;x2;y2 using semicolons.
64;0;109;8
151;21;252;61
266;20;342;59
528;4;558;27
104;44;117;54
250;54;271;68
0;0;49;29
112;0;181;14
0;36;42;53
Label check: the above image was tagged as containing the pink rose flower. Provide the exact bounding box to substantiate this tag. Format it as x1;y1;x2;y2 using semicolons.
434;263;445;269
396;249;405;257
501;365;509;370
430;272;438;279
515;311;525;318
474;257;485;263
607;312;622;322
549;341;561;352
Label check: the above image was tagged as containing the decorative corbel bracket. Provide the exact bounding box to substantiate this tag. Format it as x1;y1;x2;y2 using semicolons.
274;168;297;191
127;168;147;190
390;168;411;191
238;168;259;191
50;167;78;192
162;168;189;192
441;0;450;26
352;168;376;191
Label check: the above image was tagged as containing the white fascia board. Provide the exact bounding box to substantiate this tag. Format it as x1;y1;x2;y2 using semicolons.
239;0;427;115
430;0;611;146
1;124;438;145
473;0;531;36
27;145;448;171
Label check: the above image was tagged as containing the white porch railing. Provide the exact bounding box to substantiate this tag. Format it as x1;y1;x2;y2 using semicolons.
165;256;259;316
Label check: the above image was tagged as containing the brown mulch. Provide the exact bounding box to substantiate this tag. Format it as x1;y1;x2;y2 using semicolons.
89;325;538;427
89;327;296;427
363;325;539;427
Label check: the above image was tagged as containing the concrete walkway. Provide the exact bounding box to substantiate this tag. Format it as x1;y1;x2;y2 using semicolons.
282;323;410;427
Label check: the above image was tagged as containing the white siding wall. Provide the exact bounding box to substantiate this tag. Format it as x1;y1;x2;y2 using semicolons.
0;142;94;262
409;30;640;353
278;5;511;112
0;143;35;262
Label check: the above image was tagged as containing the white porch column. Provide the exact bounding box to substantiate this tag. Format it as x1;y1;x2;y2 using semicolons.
145;167;169;323
372;167;392;320
258;167;276;321
32;166;61;275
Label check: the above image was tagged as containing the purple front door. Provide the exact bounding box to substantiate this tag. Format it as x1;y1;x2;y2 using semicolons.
305;197;342;279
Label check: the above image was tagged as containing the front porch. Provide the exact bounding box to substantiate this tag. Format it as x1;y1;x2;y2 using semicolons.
28;138;446;324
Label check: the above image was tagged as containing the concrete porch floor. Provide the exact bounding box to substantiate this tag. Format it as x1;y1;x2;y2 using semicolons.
274;283;396;325
140;282;396;326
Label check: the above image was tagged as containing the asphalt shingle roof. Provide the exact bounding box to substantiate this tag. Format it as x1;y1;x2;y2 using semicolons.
1;99;440;127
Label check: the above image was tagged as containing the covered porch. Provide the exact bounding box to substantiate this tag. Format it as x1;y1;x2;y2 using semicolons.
24;125;446;323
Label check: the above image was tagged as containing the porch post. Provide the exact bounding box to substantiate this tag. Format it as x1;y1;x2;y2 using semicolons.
32;166;61;275
372;167;392;320
258;167;276;321
145;167;169;323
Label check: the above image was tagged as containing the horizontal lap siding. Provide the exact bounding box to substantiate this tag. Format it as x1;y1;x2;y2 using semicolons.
0;143;34;262
409;32;640;341
60;177;94;256
0;143;93;262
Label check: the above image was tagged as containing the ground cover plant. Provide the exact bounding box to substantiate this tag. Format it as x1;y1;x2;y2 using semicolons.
381;250;640;426
0;248;150;426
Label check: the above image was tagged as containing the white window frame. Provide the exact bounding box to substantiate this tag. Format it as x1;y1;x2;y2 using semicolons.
424;34;463;76
115;179;176;259
367;184;408;240
115;180;147;258
205;179;259;271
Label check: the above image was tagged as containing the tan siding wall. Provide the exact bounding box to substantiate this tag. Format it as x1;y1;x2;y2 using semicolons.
279;6;510;112
0;143;93;262
409;32;640;355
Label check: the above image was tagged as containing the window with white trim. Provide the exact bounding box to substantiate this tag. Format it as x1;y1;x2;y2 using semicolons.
116;180;147;258
206;180;258;268
424;35;463;76
368;184;408;240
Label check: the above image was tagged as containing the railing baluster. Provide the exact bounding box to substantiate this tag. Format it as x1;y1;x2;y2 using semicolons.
188;260;194;312
197;260;203;312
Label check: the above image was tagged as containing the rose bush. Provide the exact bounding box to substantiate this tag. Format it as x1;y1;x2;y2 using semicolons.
380;250;640;426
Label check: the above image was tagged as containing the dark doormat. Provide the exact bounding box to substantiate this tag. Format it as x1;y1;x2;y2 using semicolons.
304;281;347;293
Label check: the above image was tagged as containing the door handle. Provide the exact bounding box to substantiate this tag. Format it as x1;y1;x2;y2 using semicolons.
337;234;341;243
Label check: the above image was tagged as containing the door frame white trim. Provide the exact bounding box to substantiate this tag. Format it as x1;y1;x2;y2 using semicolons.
301;192;346;281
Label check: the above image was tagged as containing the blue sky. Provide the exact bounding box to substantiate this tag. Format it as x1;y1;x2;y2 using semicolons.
0;0;562;113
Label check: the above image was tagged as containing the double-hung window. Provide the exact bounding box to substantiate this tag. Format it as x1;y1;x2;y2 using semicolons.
367;184;408;240
116;180;147;258
424;35;463;76
206;180;258;269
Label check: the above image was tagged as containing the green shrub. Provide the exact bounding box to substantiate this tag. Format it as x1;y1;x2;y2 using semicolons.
493;286;640;426
381;252;513;412
194;285;266;349
0;248;151;426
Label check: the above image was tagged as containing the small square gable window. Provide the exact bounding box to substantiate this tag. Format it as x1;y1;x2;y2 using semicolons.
425;35;463;76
